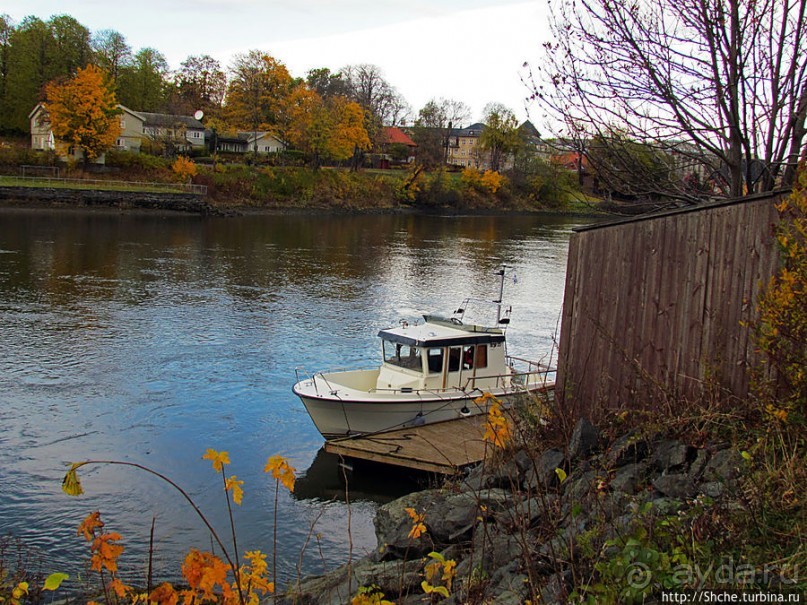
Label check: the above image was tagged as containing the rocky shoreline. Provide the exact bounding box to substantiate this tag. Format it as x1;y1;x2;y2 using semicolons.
280;419;751;604
0;185;603;219
0;185;224;215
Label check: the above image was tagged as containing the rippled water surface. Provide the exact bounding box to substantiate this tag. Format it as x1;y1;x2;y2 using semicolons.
0;208;589;588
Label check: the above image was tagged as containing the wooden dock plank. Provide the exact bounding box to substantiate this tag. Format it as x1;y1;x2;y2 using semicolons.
324;415;489;474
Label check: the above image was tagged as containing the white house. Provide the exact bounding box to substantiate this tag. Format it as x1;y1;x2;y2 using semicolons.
213;131;286;155
30;103;206;160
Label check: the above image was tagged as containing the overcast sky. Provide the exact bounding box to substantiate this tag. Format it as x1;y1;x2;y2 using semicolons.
2;0;552;126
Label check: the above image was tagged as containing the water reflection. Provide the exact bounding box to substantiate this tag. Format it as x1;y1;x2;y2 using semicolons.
0;208;589;590
294;449;432;504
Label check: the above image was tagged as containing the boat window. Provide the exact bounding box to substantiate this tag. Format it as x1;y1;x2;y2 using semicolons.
427;348;443;373
383;341;422;371
476;345;488;368
448;347;461;372
462;346;474;369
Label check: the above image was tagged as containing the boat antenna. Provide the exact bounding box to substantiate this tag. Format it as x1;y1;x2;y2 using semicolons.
494;264;512;324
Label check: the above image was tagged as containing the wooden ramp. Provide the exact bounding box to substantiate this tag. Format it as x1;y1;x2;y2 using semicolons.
324;415;489;475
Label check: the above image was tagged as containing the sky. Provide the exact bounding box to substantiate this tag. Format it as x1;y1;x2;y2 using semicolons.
1;0;553;126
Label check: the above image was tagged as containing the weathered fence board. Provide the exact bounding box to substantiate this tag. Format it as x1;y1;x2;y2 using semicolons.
556;192;784;419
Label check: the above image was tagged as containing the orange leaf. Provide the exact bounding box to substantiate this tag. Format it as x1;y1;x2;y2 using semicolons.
77;511;104;541
149;583;179;605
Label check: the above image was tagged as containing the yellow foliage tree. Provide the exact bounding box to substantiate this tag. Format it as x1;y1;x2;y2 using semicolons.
754;163;807;419
44;64;121;162
480;170;505;194
287;89;371;168
171;156;198;183
327;97;371;162
461;167;482;188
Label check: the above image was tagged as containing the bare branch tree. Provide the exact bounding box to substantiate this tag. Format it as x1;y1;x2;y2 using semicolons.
525;0;807;199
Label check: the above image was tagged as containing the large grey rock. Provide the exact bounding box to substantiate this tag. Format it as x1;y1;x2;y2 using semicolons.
462;449;531;491
374;489;439;560
540;572;569;605
653;473;697;499
279;557;423;605
563;469;598;502
651;440;693;473
611;462;648;494
487;562;531;604
568;417;600;460
703;448;744;483
689;448;711;479
607;431;650;467
431;489;511;543
524;448;567;490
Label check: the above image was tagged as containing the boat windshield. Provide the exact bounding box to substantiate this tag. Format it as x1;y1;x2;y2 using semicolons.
382;340;423;372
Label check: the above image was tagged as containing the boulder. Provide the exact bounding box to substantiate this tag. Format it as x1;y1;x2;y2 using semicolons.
374;489;439;560
607;430;650;467
611;462;648;494
279;557;423;605
652;473;697;499
702;448;744;483
524;448;567;491
651;440;694;473
568;417;600;460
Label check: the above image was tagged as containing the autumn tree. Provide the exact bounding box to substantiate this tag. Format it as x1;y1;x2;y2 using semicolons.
412;97;471;168
328;96;372;163
44;64;121;162
479;103;520;172
527;0;807;199
286;86;371;168
224;51;294;152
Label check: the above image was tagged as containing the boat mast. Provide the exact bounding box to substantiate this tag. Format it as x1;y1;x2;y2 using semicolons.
494;265;508;324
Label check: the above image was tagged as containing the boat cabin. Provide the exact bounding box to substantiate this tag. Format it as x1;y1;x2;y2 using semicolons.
375;315;509;393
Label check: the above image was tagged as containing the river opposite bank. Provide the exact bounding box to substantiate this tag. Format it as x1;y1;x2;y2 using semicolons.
0;161;603;217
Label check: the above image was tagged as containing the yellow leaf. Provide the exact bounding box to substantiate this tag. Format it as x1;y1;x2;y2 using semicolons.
264;454;296;493
203;449;230;472
43;573;69;591
62;464;84;496
225;475;244;505
555;468;568;483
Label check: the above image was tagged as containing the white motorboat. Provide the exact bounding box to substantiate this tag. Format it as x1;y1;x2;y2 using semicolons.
293;267;554;438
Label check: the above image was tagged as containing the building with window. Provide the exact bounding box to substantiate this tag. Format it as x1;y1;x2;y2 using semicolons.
29;104;206;160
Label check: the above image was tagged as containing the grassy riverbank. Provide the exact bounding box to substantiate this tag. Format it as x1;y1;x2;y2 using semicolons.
0;145;599;215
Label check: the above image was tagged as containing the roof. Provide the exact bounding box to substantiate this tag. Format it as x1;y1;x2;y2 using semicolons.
382;126;417;147
378;315;506;348
136;112;205;130
450;123;487;138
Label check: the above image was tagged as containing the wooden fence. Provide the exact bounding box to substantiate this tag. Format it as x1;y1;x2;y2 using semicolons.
555;192;785;419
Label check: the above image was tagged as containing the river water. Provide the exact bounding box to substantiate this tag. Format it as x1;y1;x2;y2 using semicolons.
0;208;588;590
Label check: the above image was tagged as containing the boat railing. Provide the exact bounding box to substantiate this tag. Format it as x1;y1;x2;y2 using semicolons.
506;355;557;387
295;366;375;397
294;367;344;397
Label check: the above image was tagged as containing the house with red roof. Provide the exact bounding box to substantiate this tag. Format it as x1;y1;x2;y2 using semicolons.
374;126;417;167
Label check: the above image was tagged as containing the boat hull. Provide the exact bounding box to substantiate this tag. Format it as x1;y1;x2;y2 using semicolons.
293;380;550;438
